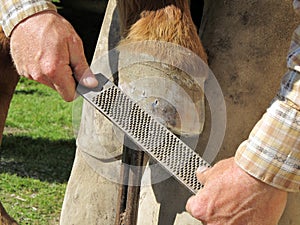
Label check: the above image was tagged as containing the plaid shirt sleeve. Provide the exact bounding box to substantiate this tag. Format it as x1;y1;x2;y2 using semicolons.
235;0;300;192
0;0;57;37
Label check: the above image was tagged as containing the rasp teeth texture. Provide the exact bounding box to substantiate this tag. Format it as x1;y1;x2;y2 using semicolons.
90;85;210;194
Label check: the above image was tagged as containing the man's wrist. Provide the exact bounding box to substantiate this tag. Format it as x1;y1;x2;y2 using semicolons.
0;0;57;37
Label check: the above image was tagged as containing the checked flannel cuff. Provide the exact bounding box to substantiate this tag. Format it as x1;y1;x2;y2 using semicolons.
235;98;300;192
0;0;57;36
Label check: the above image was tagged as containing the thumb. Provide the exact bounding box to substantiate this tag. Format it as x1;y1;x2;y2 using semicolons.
68;35;98;88
196;165;211;185
76;66;99;88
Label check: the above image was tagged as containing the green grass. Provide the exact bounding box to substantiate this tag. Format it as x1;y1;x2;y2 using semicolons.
0;174;66;224
0;77;79;224
4;78;76;140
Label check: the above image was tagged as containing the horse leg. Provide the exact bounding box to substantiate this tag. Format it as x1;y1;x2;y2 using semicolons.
0;26;20;225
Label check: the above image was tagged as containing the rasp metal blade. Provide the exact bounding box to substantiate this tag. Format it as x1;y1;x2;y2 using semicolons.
77;73;211;194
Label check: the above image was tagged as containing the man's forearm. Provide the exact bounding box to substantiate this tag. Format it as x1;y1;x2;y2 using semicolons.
0;0;57;36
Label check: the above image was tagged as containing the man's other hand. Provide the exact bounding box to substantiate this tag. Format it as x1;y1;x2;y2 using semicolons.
186;158;287;225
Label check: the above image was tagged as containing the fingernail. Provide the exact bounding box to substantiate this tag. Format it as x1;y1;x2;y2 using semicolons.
83;76;98;87
197;165;209;173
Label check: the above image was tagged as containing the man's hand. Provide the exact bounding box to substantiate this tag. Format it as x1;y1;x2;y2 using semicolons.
10;11;98;101
186;157;287;225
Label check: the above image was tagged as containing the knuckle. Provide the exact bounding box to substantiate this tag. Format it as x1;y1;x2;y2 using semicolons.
41;62;58;79
189;194;211;221
191;206;206;220
73;34;83;45
68;33;83;46
72;62;88;75
33;74;45;83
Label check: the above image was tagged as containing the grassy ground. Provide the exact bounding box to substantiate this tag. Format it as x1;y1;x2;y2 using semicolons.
0;78;77;224
0;2;105;224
